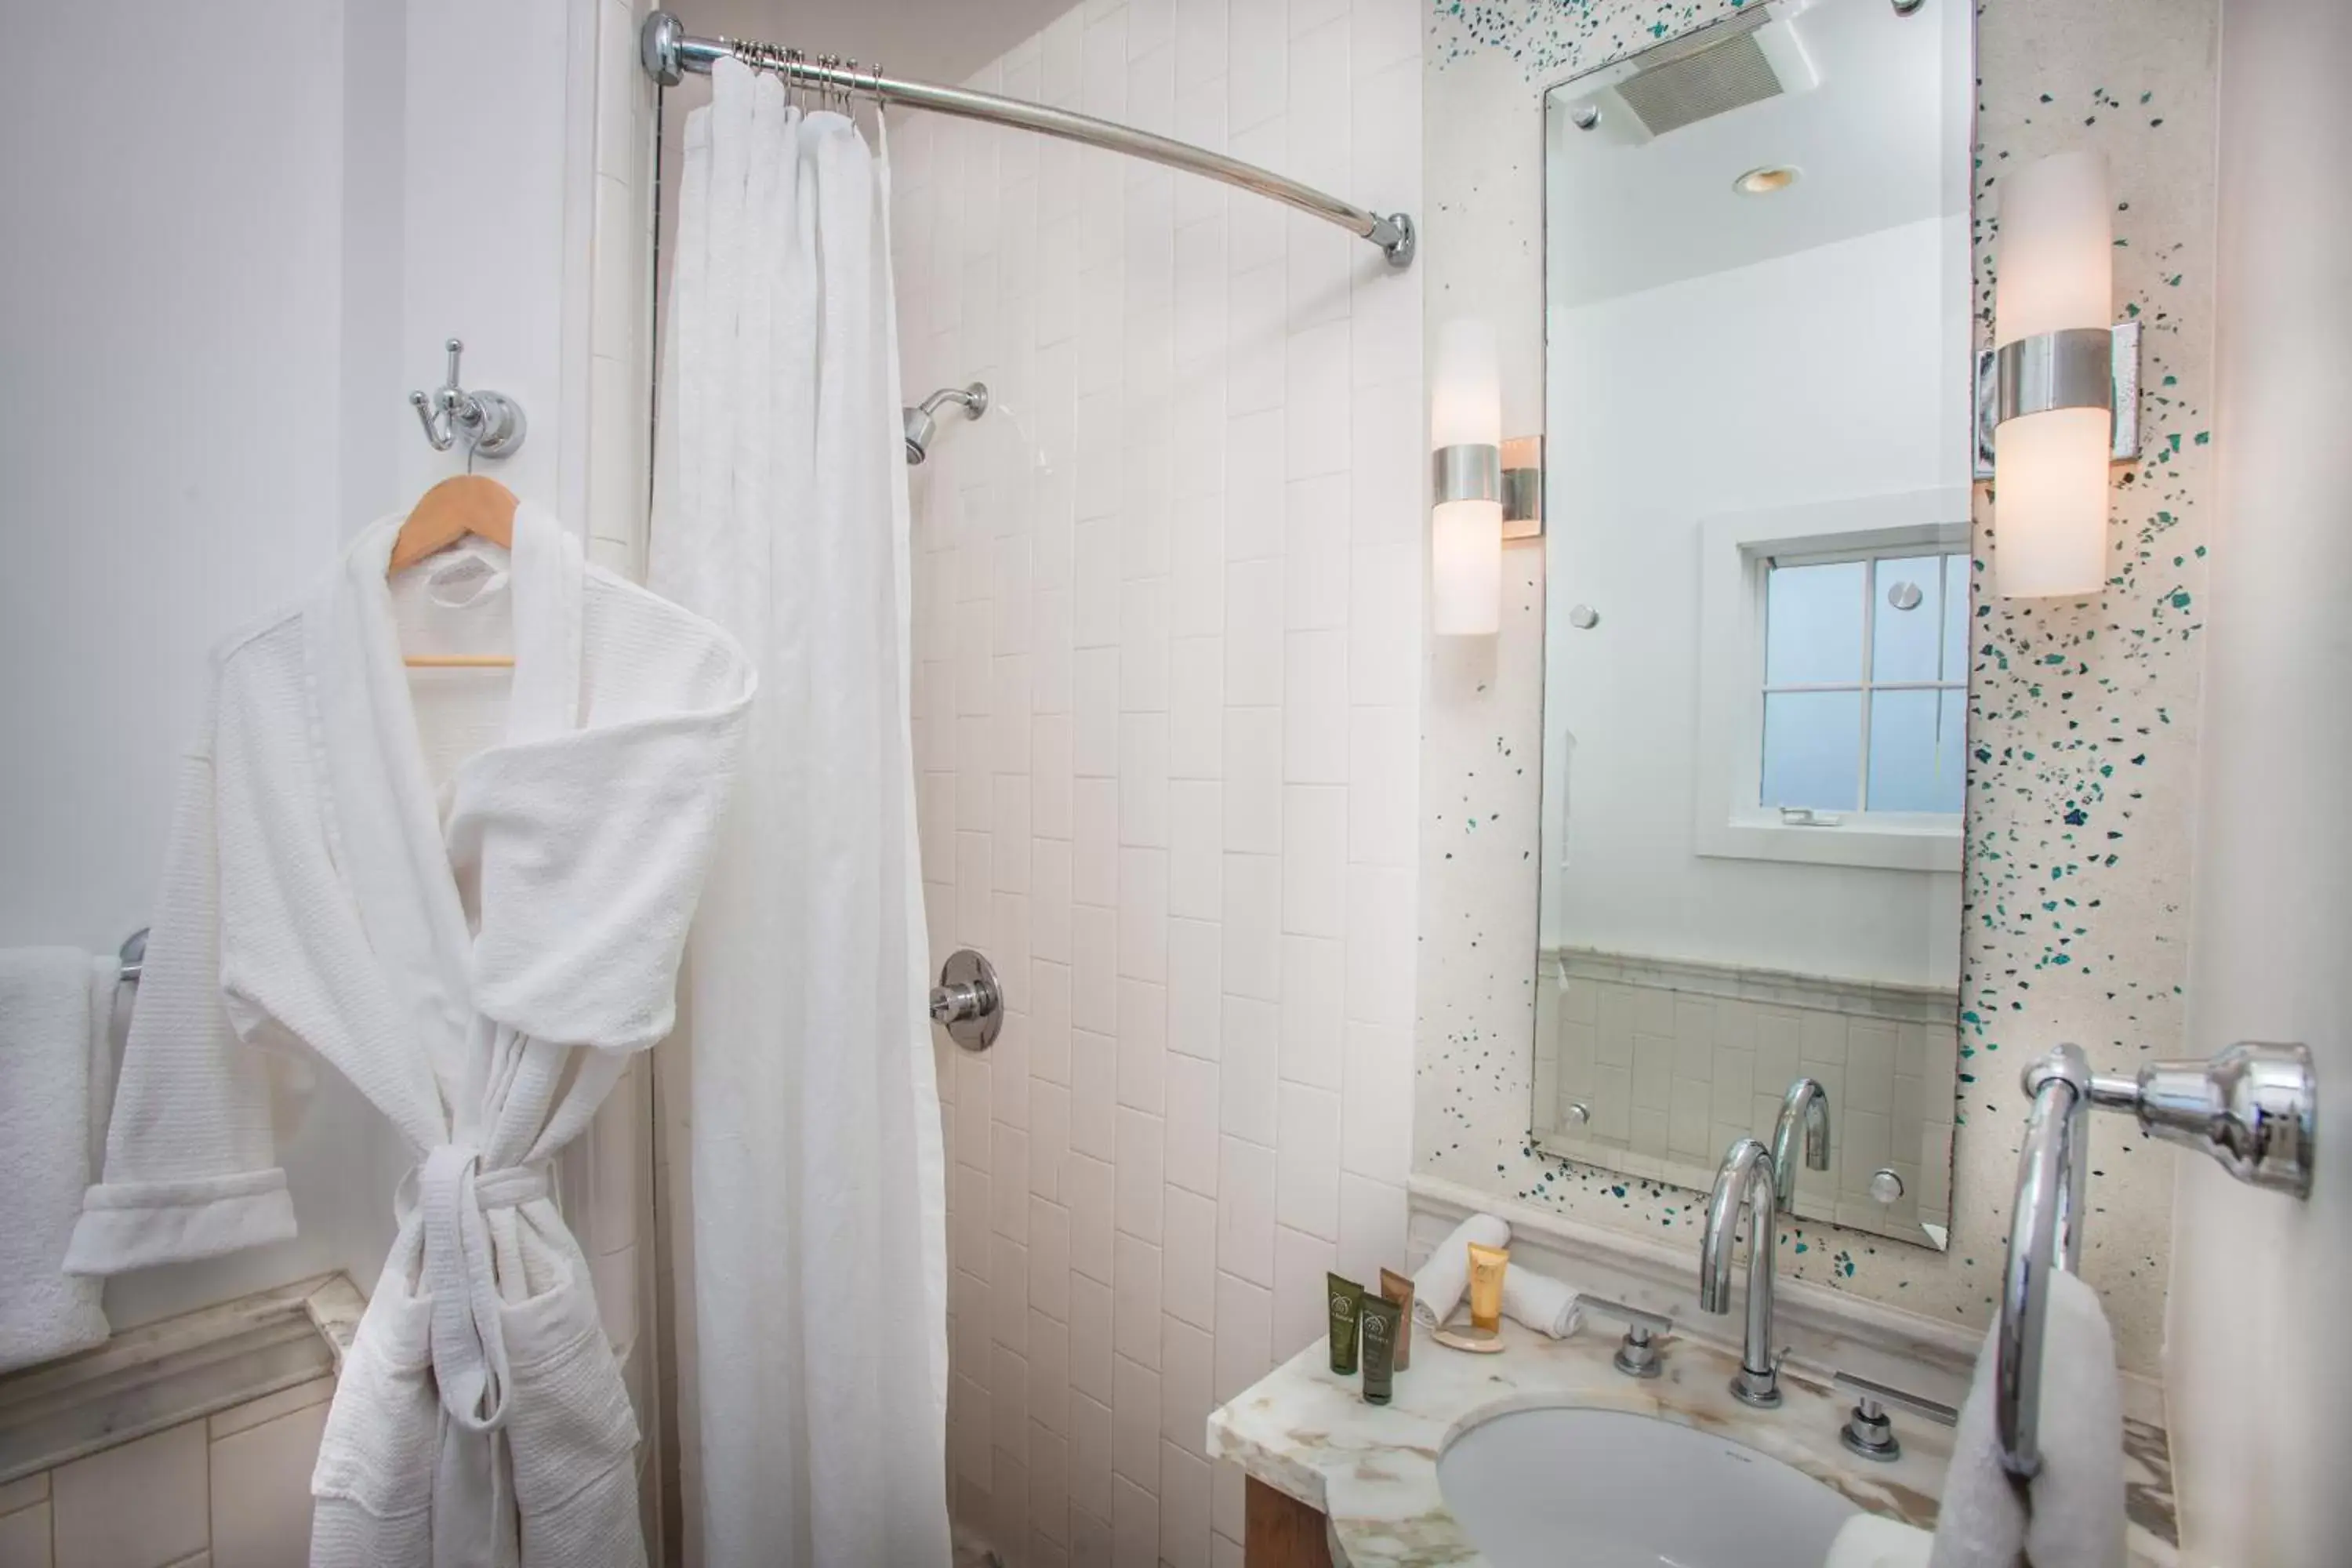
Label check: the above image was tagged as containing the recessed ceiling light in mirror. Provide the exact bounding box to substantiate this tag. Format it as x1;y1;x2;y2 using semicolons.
1734;165;1802;195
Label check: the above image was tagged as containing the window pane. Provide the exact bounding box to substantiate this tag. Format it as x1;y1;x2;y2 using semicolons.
1871;555;1946;684
1941;552;1971;682
1765;561;1865;686
1868;688;1965;813
1762;690;1862;811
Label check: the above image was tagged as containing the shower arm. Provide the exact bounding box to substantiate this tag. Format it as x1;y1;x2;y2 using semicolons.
919;385;985;420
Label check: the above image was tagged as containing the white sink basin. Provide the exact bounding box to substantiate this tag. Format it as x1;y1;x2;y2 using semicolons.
1438;1406;1859;1568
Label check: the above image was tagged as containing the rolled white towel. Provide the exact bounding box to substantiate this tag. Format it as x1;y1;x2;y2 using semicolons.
1824;1515;1933;1568
1410;1214;1511;1330
1501;1267;1582;1338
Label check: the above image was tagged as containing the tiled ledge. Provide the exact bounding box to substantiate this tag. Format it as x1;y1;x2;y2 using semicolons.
1551;944;1959;1026
0;1273;360;1486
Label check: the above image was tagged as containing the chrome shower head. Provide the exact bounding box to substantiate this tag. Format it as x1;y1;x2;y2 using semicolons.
902;407;936;466
902;381;988;466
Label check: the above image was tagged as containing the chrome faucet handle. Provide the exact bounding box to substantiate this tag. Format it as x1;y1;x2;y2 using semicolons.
1831;1369;1959;1463
1582;1295;1671;1378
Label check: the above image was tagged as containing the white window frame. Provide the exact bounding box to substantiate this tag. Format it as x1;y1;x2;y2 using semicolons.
1694;488;1970;873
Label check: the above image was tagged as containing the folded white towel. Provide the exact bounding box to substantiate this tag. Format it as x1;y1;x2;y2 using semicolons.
1825;1514;1933;1568
1410;1214;1512;1330
1929;1270;2125;1568
0;949;116;1371
1501;1267;1582;1338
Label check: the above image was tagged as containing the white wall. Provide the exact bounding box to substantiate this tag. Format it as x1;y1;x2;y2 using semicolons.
1540;215;1968;986
891;1;1425;1561
2165;0;2352;1559
0;0;597;1330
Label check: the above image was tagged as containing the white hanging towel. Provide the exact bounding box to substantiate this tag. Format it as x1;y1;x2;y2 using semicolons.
651;58;950;1568
0;948;116;1370
64;505;754;1568
1929;1269;2126;1568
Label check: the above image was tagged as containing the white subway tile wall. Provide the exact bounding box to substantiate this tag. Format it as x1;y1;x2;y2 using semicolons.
895;2;1423;1559
0;1376;339;1568
1534;958;1959;1236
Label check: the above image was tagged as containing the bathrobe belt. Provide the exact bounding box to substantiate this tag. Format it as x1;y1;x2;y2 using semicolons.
414;1144;549;1436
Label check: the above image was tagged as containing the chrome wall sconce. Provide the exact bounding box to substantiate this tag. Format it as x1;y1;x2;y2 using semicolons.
1974;152;2139;598
1430;320;1544;636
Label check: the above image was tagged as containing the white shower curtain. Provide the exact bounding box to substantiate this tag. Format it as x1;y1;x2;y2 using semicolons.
650;60;949;1567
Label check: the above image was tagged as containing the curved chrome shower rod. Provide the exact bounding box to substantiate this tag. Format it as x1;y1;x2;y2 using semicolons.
638;11;1417;269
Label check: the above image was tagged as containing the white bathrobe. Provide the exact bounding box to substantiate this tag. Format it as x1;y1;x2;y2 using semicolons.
66;506;753;1567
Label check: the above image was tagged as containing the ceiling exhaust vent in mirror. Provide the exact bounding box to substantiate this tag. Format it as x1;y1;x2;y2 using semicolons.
1611;7;1819;137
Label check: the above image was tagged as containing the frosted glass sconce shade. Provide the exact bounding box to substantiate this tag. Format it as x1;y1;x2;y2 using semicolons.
1432;320;1504;635
1990;151;2116;599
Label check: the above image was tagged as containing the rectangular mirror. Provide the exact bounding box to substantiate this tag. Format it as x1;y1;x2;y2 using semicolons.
1533;0;1974;1247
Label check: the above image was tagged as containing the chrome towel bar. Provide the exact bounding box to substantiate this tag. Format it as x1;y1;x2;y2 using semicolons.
1998;1040;2315;1476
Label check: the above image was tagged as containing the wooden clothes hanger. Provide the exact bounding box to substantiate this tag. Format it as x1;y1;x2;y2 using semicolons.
388;474;518;669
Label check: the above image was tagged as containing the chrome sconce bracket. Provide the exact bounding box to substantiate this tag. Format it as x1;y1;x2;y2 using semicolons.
1432;442;1500;505
1431;436;1545;539
1501;435;1544;539
1972;321;2140;481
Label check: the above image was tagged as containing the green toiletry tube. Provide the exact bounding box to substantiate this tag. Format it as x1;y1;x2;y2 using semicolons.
1327;1273;1364;1374
1359;1294;1403;1404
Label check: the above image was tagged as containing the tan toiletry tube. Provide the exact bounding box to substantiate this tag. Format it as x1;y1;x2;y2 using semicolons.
1359;1294;1404;1403
1327;1273;1364;1374
1378;1269;1415;1370
1465;1242;1509;1334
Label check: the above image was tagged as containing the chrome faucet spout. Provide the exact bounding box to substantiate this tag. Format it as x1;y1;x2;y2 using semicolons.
1699;1136;1784;1407
1770;1076;1833;1207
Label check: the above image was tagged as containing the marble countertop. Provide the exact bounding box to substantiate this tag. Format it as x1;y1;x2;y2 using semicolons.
1207;1316;2177;1566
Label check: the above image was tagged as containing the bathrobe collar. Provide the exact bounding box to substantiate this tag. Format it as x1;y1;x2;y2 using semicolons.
309;506;750;1143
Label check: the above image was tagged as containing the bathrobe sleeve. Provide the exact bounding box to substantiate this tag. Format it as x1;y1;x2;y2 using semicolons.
63;733;296;1276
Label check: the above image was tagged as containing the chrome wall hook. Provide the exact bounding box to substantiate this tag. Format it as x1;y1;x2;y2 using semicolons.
408;337;527;460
